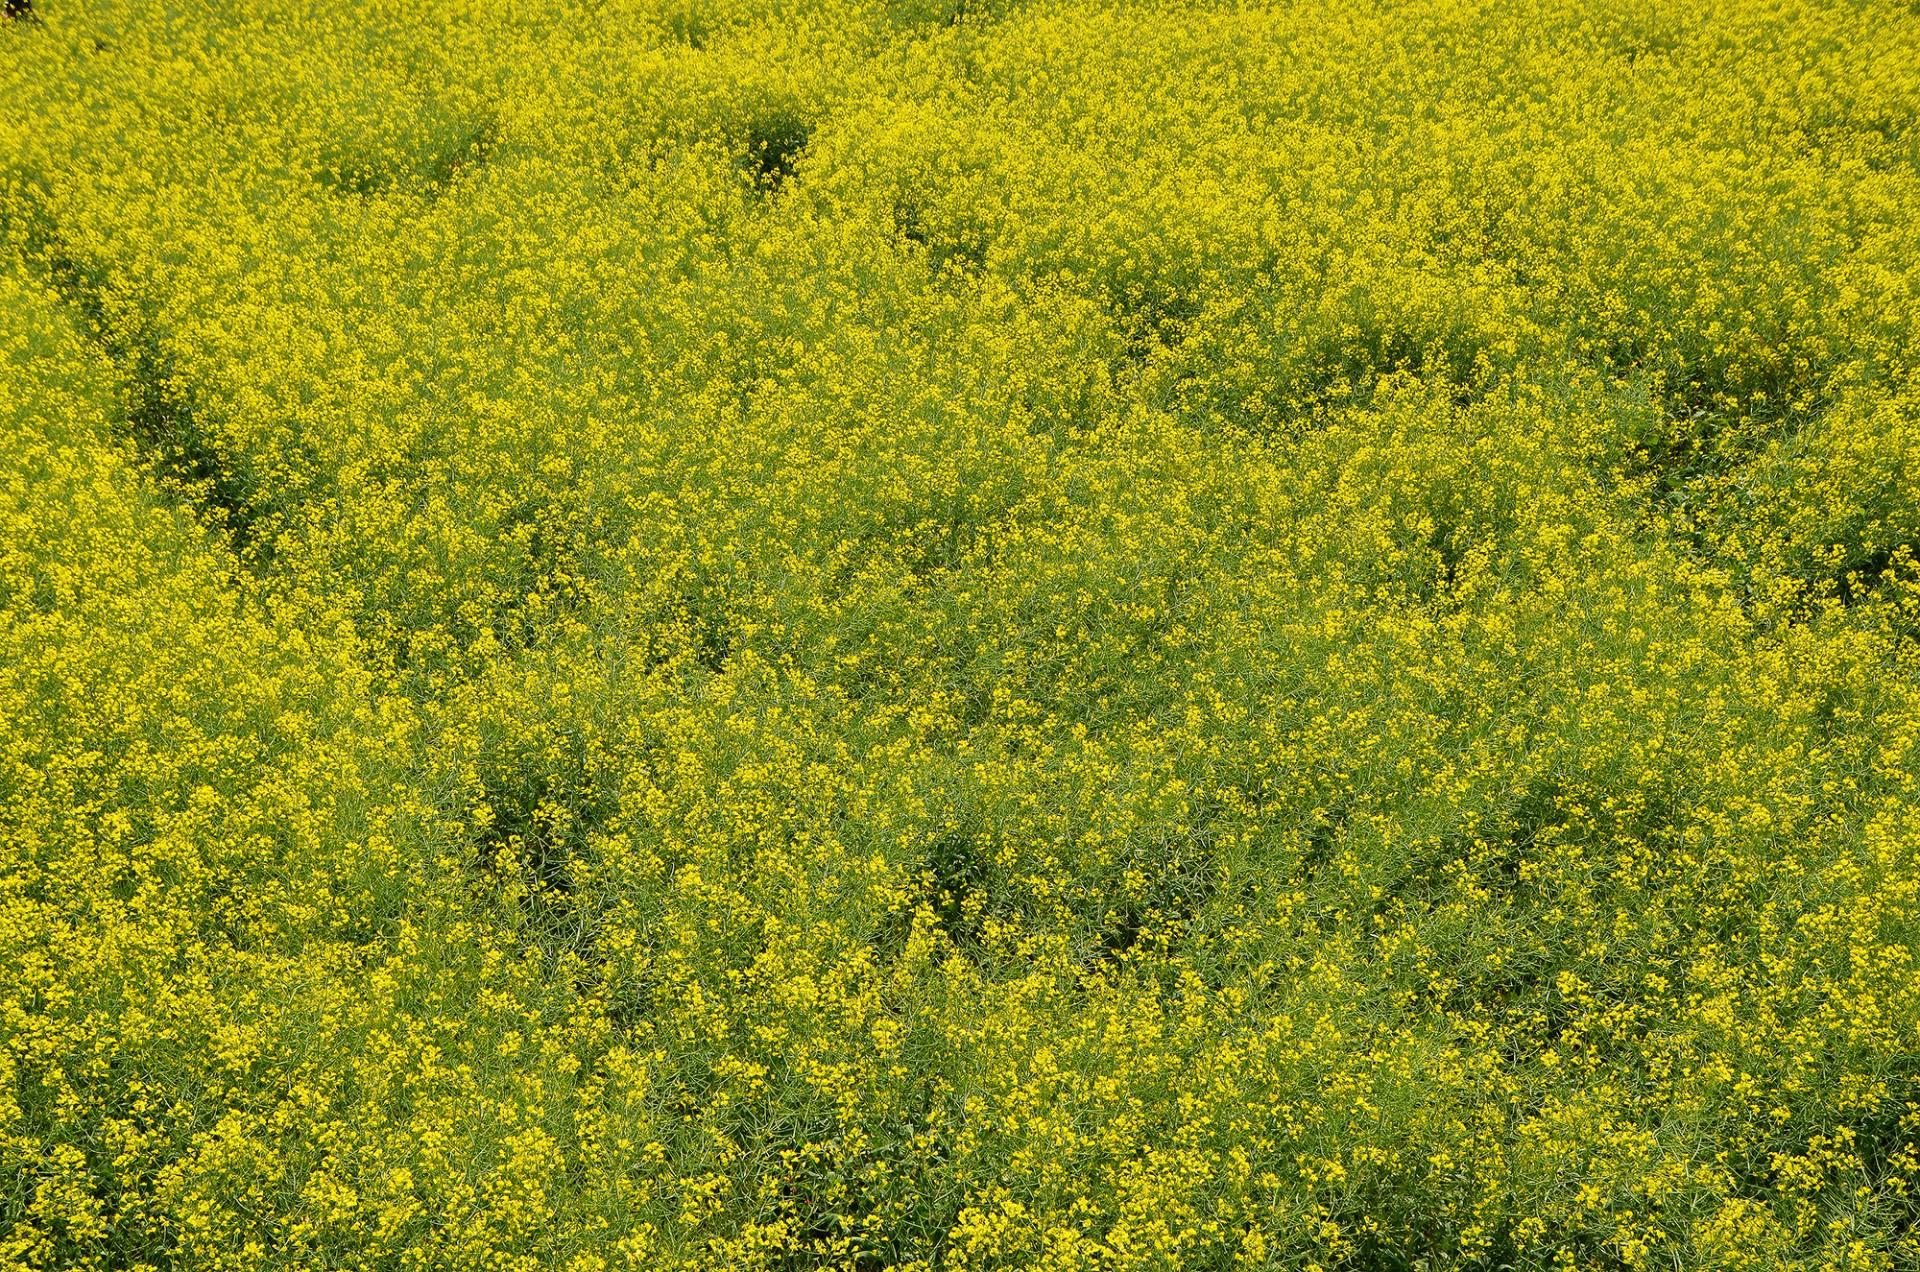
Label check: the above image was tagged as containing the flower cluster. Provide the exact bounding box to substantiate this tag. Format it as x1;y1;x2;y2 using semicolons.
4;0;1920;1267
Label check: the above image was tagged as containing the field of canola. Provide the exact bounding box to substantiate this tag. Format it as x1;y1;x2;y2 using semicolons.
4;0;1920;1267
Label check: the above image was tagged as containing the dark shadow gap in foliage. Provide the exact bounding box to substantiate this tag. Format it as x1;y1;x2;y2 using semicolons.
1095;837;1220;967
1565;343;1845;621
1416;779;1693;1085
2;0;36;24
692;599;734;672
470;759;618;973
1145;319;1499;439
317;116;496;202
490;517;593;656
1403;511;1475;613
13;1059;179;1267
1341;1224;1524;1272
725;1072;969;1272
872;825;1023;969
1794;111;1916;175
922;829;988;954
1629;374;1855;620
422;120;496;194
891;197;988;277
627;574;741;677
1106;278;1203;379
1834;542;1919;608
386;518;746;705
11;196;269;567
660;6;708;47
887;0;1027;31
1607;344;1838;507
1298;1135;1636;1269
743;113;813;192
1720;1070;1920;1234
768;1164;892;1272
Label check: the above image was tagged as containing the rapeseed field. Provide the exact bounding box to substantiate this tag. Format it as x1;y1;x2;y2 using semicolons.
4;0;1920;1266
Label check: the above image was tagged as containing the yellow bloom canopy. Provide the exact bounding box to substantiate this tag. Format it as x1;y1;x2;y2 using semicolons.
3;0;1920;1267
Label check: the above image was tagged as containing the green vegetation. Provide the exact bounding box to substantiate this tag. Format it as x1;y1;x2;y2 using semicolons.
5;0;1920;1266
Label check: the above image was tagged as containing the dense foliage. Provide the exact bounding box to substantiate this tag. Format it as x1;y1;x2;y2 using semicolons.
4;0;1920;1266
